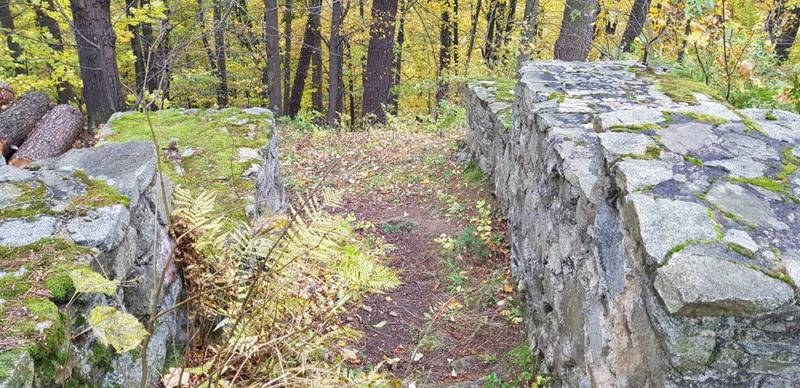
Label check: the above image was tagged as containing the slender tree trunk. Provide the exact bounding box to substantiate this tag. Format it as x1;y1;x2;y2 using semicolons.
71;0;126;127
288;0;322;117
362;0;398;123
345;37;356;126
388;0;405;114
282;0;293;113
31;0;75;102
677;17;691;63
553;0;599;61
464;0;482;65
436;1;451;105
767;0;785;45
155;7;172;104
452;0;458;67
309;0;325;115
198;0;218;73
0;0;24;74
264;0;282;114
520;0;539;61
327;0;344;125
620;0;651;52
775;3;800;61
482;1;500;65
212;0;229;107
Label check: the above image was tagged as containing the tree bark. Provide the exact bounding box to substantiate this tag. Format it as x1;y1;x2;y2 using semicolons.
464;0;482;65
620;0;651;53
553;0;599;61
212;0;229;107
287;0;322;117
767;0;785;45
520;0;539;61
0;82;13;110
0;91;51;158
197;0;218;73
282;0;293;113
71;0;126;127
30;0;75;103
451;0;458;66
0;0;24;74
775;3;800;61
436;1;451;105
264;0;282;114
10;105;84;167
362;0;399;123
387;0;405;114
327;0;345;125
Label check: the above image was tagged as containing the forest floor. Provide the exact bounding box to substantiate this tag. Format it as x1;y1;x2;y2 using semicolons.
281;124;538;387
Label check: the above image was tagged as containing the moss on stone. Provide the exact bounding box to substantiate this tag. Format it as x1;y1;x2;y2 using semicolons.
610;123;662;132
665;239;715;260
646;72;723;105
682;112;729;126
44;263;89;304
106;109;270;221
738;114;768;135
24;298;69;385
765;110;778;121
731;176;785;193
0;182;52;220
89;342;113;372
683;155;704;167
708;209;724;240
547;92;566;103
0;274;31;299
71;170;130;209
727;243;755;259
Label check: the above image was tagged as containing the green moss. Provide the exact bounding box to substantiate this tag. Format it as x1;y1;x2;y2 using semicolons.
682;112;729;126
683;155;704;167
727;243;755;259
506;343;533;370
665;239;715;260
610;123;661;132
24;298;69;385
0;238;89;263
765;110;778;121
708;209;724;240
106;109;270;221
89;342;113;372
645;145;662;159
662;111;673;123
0;183;52;220
777;162;798;182
0;273;31;299
731;176;785;193
71;170;130;209
647;72;723;105
784;147;800;165
0;348;29;382
738;114;768;135
44;263;89;304
547;92;566;103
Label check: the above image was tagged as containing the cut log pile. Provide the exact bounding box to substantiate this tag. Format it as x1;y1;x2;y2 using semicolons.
0;85;85;167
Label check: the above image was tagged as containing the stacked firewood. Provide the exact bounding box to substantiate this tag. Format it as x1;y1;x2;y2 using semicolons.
0;83;84;167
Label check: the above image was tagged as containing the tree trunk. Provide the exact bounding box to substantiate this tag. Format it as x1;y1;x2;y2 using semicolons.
311;20;324;114
287;0;322;117
452;0;458;66
0;83;13;109
362;0;399;123
520;0;539;61
264;0;282;114
554;0;599;61
31;0;75;103
282;0;293;113
767;0;785;45
155;9;173;105
0;91;51;158
198;0;218;72
70;0;125;127
464;0;482;65
327;0;344;125
620;0;651;52
0;0;24;74
10;105;84;167
212;0;229;107
775;4;800;61
388;0;405;114
436;2;451;105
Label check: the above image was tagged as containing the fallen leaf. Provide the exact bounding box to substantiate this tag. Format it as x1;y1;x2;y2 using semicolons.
373;320;387;328
341;348;360;363
161;368;192;388
412;351;424;362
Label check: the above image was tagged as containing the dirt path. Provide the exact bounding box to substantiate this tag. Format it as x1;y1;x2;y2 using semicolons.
281;128;534;386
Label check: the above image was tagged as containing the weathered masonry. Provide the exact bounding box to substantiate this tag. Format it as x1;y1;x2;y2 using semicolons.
465;61;800;386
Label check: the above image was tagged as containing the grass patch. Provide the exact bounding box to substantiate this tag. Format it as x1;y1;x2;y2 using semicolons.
730;176;785;193
463;161;487;184
648;72;723;105
610;123;661;132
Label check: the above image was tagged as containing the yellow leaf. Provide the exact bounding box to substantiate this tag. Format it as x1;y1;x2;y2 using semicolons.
88;306;148;352
70;268;118;296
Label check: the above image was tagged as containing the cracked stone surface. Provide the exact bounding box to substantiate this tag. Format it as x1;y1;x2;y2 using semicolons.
465;61;800;387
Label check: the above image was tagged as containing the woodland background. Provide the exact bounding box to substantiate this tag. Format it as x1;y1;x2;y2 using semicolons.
2;0;800;128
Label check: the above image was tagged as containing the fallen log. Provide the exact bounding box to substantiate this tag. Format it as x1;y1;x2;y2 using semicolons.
0;91;52;157
10;104;84;167
0;83;13;110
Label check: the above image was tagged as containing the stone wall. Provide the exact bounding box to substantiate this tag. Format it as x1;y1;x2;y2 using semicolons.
465;61;800;386
0;141;184;387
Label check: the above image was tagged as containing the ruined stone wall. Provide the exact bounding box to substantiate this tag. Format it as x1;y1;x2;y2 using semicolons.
465;61;800;386
0;141;184;387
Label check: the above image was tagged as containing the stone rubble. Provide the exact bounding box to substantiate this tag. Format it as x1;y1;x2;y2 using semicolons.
465;61;800;386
